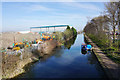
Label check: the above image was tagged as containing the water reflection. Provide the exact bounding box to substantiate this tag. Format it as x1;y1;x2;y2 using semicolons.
81;49;87;55
64;35;77;49
40;35;77;62
87;52;97;65
39;48;64;62
80;34;92;55
84;34;89;44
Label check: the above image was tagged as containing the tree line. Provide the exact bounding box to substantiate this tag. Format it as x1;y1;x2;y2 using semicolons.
84;1;120;45
84;1;120;63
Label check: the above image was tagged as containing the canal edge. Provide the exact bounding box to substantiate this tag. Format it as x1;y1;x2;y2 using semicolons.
84;34;119;80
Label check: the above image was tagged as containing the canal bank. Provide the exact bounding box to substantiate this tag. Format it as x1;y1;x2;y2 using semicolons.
2;40;58;79
2;36;77;79
84;34;119;79
2;26;78;79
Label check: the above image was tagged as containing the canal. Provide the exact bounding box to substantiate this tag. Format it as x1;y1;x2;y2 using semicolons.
17;34;108;79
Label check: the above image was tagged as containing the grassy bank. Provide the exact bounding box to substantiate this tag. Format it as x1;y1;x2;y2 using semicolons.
86;33;120;64
54;26;77;44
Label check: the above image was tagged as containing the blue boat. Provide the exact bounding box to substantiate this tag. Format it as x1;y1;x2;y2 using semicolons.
81;44;92;51
86;44;92;51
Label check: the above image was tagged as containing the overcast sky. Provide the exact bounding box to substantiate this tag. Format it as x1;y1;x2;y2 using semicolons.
2;2;105;32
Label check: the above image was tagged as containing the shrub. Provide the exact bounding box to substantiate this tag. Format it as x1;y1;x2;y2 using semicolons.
66;26;70;29
71;27;77;36
54;26;77;44
63;29;73;40
55;32;64;43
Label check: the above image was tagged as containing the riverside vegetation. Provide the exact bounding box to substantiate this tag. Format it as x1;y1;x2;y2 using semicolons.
84;1;120;63
55;26;77;44
2;26;77;79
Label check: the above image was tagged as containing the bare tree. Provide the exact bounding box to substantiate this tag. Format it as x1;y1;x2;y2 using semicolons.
105;2;118;43
117;1;120;32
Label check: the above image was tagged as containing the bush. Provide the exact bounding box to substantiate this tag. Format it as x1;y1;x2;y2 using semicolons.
54;26;77;44
86;33;120;63
71;27;77;36
66;26;70;29
63;29;73;40
87;33;110;49
55;32;64;43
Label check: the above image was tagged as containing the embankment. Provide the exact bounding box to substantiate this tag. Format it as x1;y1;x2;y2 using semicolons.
84;34;119;79
1;32;42;78
1;26;77;79
2;40;58;79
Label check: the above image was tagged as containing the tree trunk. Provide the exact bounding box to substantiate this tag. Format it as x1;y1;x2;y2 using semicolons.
113;15;116;43
113;26;116;43
118;2;120;33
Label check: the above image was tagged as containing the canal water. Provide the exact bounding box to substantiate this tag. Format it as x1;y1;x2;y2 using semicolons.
17;34;108;79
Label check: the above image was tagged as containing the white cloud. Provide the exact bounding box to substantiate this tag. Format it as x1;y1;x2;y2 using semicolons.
2;2;104;32
25;4;55;11
16;13;87;31
62;2;102;11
